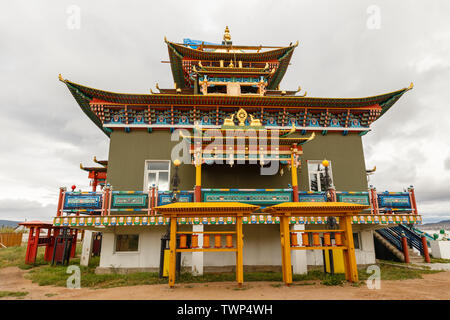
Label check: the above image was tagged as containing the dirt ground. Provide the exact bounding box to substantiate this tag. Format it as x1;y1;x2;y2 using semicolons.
1;266;450;300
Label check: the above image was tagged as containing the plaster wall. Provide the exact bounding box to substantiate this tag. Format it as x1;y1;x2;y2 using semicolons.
107;130;368;192
97;224;377;272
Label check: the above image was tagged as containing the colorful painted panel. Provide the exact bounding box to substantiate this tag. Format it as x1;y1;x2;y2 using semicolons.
63;194;102;209
158;192;194;205
203;191;292;206
337;194;370;205
111;194;148;208
378;194;411;208
298;193;327;202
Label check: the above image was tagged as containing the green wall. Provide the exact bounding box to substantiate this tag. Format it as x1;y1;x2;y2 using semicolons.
107;130;367;192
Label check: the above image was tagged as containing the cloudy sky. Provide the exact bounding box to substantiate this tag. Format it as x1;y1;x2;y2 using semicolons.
1;0;449;223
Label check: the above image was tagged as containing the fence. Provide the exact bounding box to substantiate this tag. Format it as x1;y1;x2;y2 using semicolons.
0;233;23;248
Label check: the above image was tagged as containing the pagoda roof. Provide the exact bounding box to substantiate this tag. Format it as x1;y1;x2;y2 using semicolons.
80;163;107;173
61;77;412;136
166;40;297;90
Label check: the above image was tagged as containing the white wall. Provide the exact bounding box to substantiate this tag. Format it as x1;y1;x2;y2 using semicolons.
98;224;377;270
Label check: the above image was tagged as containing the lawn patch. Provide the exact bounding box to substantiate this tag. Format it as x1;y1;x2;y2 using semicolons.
0;291;28;298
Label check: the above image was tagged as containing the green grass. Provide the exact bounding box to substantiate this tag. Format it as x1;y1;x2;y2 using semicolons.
0;243;83;270
0;291;28;298
26;263;440;289
4;244;443;289
429;257;450;264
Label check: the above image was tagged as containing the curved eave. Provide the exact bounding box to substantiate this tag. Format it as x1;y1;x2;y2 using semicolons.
63;80;111;137
61;77;412;134
166;40;296;89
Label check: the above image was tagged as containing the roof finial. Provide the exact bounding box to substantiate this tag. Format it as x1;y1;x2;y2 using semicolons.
223;26;232;44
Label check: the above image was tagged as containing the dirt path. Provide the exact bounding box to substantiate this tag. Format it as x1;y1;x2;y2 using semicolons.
1;267;450;300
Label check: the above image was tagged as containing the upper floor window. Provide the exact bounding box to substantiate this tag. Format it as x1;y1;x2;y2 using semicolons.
144;160;170;191
307;160;334;192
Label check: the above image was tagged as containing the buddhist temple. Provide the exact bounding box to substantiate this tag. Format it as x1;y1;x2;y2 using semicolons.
54;27;422;277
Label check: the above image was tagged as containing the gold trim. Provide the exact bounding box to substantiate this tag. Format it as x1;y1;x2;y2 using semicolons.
62;79;411;101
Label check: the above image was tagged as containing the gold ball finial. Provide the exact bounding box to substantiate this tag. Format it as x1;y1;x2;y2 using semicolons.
173;159;181;167
322;159;329;167
223;26;231;42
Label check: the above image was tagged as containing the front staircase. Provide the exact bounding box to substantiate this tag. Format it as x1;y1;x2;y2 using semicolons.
375;225;427;264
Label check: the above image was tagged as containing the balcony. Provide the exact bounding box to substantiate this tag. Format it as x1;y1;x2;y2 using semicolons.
53;186;422;228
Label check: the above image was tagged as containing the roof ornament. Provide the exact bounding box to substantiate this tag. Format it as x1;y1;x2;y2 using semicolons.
236;108;248;126
228;59;234;68
58;74;65;82
223;113;235;127
223;26;232;45
407;82;414;90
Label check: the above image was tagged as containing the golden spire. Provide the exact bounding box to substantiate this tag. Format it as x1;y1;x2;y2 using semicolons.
223;26;231;42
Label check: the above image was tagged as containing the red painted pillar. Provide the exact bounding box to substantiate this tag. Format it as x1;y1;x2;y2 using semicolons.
150;186;156;215
25;227;35;264
195;185;202;202
401;233;410;264
421;235;431;263
56;187;65;217
70;229;78;258
92;173;98;192
44;228;53;262
408;186;418;215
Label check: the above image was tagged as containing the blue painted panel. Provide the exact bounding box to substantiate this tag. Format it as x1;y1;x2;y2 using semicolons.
378;194;411;208
337;194;370;205
111;194;148;208
158;192;194;205
64;195;102;210
203;190;291;206
298;193;327;202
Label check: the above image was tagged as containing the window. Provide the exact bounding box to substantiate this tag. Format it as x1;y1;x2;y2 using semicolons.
115;234;139;252
144;160;171;191
353;232;360;250
307;160;334;191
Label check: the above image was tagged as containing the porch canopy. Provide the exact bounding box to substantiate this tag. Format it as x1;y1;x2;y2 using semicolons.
263;202;370;285
178;112;315;202
155;201;259;288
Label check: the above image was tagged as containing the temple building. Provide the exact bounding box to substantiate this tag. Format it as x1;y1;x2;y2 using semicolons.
55;27;421;274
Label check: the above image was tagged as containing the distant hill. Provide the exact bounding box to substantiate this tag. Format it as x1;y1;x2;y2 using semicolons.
0;220;21;229
419;220;450;230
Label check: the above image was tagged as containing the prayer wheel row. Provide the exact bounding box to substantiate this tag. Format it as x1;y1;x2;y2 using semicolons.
290;232;343;247
179;234;234;249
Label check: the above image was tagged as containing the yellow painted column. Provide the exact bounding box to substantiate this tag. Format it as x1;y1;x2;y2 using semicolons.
341;214;358;282
290;148;299;202
282;215;293;285
195;163;202;201
279;216;286;283
236;216;244;286
168;216;177;288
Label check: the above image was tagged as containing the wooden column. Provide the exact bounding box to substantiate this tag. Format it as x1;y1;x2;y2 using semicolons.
235;215;244;287
282;215;293;285
195;163;202;202
341;214;358;282
168;216;177;288
291;146;299;202
280;217;286;283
